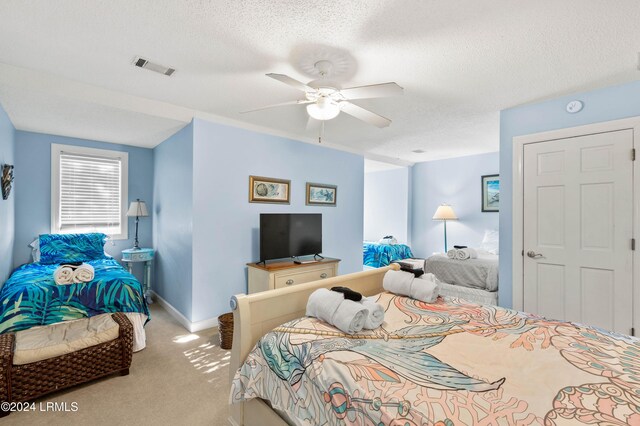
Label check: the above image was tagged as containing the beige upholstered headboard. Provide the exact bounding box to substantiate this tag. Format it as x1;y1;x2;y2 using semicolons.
228;264;398;425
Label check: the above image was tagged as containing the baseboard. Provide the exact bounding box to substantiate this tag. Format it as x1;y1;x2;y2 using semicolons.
149;290;219;333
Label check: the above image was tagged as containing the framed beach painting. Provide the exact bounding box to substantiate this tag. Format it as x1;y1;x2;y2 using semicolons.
481;174;499;212
306;182;337;206
249;175;290;204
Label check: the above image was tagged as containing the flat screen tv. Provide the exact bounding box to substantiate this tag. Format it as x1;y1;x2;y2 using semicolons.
260;213;322;262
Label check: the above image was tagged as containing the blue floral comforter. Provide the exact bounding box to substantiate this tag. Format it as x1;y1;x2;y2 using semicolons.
0;258;149;334
363;242;414;267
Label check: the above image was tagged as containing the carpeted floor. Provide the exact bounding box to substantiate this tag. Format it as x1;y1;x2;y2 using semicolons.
6;303;231;425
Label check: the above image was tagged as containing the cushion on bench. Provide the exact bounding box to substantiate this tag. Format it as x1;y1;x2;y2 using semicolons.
13;314;120;365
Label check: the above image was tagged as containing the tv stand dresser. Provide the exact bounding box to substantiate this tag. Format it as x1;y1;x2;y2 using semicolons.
247;258;340;294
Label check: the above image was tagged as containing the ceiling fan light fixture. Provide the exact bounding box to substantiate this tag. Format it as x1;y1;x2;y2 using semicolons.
306;97;340;121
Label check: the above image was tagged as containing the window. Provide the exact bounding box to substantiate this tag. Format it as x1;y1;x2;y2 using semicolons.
51;144;128;239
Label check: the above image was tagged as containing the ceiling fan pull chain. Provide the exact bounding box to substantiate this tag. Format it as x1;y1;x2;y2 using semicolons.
318;121;325;144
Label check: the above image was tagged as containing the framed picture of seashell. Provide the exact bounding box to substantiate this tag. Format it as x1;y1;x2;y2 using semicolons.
1;164;13;200
249;175;290;204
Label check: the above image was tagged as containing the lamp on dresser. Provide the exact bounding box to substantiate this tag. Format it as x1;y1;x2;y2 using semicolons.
432;204;458;253
126;199;148;250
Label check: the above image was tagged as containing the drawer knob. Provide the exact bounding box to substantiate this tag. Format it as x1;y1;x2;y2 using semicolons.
320;273;328;279
286;279;294;285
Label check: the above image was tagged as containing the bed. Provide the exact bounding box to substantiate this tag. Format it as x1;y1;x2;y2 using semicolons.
424;252;499;305
363;242;414;268
0;233;150;351
228;265;640;425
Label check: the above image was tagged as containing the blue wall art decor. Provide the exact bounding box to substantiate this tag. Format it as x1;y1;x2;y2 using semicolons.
481;174;499;212
306;182;337;206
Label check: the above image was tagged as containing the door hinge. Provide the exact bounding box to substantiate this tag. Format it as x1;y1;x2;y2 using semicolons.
632;327;635;337
521;250;524;257
633;148;636;161
633;238;636;251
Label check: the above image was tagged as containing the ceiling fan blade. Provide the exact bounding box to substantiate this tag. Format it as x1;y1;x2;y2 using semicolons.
266;73;314;92
240;99;312;114
339;82;403;100
339;102;392;128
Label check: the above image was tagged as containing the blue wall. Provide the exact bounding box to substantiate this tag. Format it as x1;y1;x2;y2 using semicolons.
411;152;500;258
191;118;364;322
152;123;193;319
500;79;640;308
0;103;15;283
364;168;410;244
12;131;154;277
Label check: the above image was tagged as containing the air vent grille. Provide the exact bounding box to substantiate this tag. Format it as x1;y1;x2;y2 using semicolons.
133;56;175;76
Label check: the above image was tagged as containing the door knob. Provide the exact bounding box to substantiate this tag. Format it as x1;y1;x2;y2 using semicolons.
527;250;544;258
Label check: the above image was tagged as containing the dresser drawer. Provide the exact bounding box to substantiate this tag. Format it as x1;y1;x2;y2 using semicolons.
273;266;335;289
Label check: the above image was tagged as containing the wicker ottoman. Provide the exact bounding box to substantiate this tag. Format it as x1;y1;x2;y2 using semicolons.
0;313;133;417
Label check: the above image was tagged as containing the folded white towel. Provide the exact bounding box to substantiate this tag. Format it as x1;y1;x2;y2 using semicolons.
360;297;384;329
306;289;369;334
415;273;441;303
383;270;439;303
447;249;457;259
383;270;415;295
54;265;74;285
72;263;95;283
455;248;478;260
378;236;398;245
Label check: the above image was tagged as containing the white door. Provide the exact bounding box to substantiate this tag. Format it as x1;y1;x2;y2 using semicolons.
523;129;634;333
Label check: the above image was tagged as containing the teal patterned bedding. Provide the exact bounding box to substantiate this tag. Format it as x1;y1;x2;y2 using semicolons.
363;242;414;267
0;258;149;334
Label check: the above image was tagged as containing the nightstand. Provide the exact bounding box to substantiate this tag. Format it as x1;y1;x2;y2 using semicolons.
122;248;154;304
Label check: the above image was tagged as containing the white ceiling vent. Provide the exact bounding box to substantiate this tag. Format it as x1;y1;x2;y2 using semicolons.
133;57;175;76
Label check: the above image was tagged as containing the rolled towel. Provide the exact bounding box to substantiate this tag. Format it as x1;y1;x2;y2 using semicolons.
383;270;415;296
414;273;441;303
72;263;95;283
447;249;457;259
54;265;74;285
455;248;478;260
384;270;440;303
360;297;384;329
306;288;369;334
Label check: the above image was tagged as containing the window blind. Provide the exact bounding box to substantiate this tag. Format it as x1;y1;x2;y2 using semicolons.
59;152;122;231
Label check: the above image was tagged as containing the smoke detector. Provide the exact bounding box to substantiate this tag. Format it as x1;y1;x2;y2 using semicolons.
133;57;175;76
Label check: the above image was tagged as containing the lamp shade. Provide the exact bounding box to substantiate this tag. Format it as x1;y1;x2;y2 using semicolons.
126;199;149;217
432;204;458;220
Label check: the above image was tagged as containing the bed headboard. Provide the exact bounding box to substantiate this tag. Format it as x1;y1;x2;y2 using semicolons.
228;264;398;378
227;264;399;425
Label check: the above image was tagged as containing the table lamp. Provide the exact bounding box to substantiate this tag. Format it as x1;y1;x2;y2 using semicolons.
126;199;149;250
432;204;458;252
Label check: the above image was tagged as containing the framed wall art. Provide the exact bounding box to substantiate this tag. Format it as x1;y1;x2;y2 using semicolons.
1;164;13;200
306;182;337;207
249;175;290;204
481;174;499;212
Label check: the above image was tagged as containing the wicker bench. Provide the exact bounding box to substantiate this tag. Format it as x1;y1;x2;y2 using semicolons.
0;313;133;417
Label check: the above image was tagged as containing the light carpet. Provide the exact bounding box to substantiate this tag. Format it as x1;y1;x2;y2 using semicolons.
6;303;231;425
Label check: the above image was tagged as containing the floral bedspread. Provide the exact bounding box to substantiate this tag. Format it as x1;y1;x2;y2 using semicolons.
0;258;149;334
231;292;640;425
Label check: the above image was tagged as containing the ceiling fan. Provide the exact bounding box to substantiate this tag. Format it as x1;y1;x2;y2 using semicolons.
242;60;403;134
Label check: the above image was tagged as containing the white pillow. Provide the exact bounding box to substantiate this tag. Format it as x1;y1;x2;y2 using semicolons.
480;230;499;255
29;238;41;263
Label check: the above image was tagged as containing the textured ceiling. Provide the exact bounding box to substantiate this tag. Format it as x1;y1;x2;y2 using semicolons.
0;0;639;163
